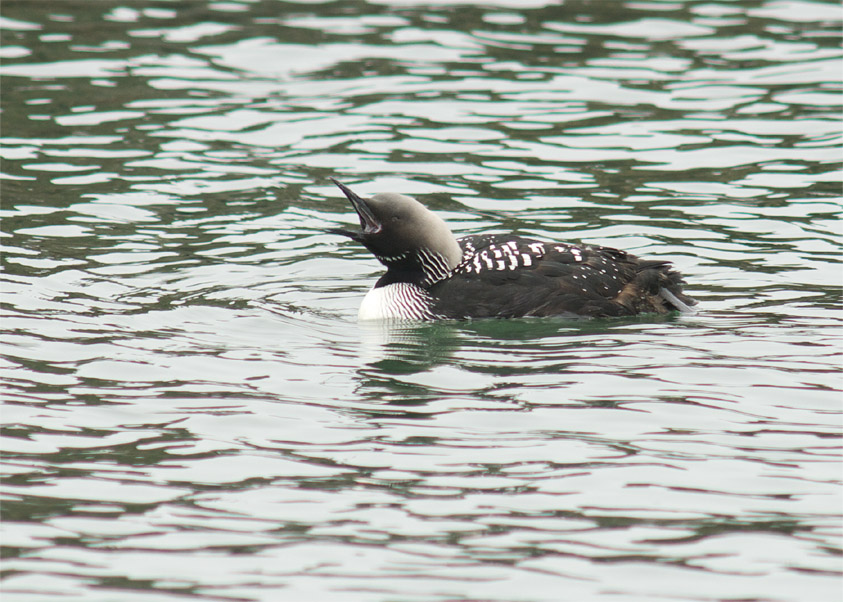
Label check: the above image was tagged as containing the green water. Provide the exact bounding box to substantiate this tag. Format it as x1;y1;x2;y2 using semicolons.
1;1;841;601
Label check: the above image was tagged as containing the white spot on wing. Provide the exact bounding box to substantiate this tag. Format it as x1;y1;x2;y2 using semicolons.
528;242;545;255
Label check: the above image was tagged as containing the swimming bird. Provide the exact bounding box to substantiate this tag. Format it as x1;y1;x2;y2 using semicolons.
329;179;696;321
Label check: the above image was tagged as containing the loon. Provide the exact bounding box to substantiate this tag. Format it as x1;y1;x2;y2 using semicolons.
329;179;696;321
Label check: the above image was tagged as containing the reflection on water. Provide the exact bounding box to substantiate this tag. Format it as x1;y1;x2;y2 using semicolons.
1;1;841;601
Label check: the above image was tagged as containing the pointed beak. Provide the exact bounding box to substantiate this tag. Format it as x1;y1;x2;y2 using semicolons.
329;179;382;240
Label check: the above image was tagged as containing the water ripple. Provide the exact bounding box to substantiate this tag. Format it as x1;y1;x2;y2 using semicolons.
1;1;841;601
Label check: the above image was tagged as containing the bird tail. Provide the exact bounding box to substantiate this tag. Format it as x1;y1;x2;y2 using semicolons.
635;260;697;314
658;287;697;314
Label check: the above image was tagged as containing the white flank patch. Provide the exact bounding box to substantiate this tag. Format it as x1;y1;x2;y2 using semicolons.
358;283;431;321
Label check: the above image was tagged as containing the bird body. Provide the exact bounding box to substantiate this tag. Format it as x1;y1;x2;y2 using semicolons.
329;180;696;321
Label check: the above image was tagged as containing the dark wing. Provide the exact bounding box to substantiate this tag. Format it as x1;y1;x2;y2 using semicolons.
429;235;695;319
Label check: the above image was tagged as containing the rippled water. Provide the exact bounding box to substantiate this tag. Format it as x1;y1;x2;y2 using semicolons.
2;1;841;600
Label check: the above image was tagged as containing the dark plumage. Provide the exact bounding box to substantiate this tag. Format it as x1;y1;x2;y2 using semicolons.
329;179;696;321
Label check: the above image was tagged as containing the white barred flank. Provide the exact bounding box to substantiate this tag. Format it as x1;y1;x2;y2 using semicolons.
358;282;436;321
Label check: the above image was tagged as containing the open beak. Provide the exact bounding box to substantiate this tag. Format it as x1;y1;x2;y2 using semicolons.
328;178;382;240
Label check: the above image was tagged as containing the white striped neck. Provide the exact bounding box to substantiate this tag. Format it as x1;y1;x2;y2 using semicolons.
374;246;457;289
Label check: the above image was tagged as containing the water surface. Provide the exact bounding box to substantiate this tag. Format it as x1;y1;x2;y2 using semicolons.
1;1;841;601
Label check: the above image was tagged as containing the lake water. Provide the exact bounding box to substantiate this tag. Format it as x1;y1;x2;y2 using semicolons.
1;1;841;600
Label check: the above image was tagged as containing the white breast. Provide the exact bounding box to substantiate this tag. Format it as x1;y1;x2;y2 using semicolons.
358;283;433;321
